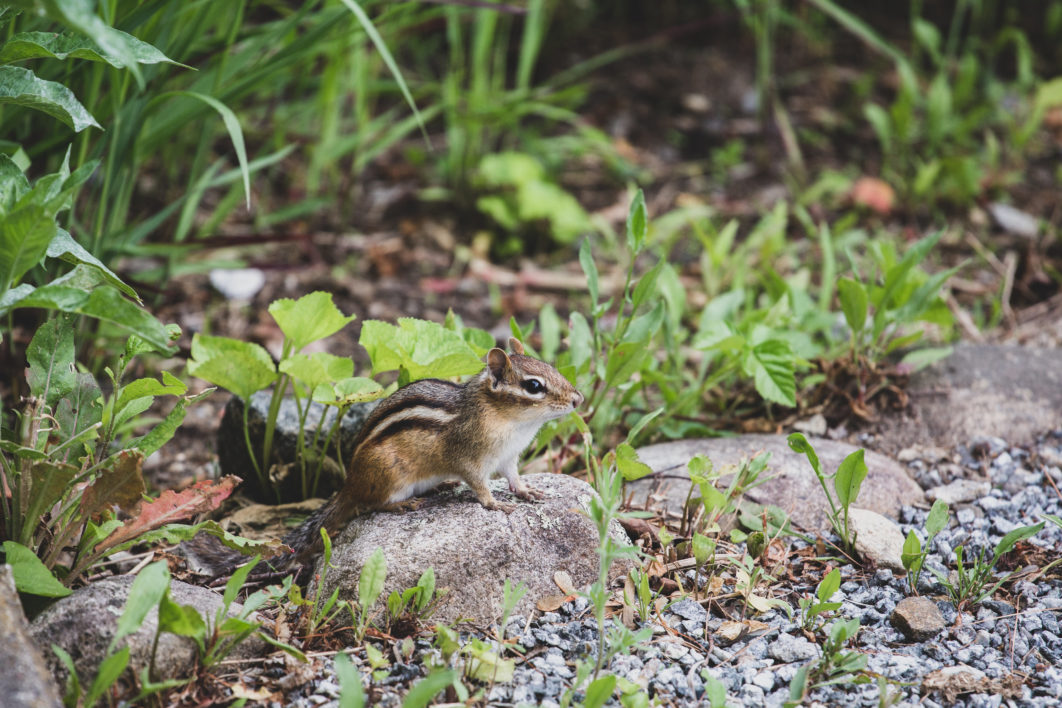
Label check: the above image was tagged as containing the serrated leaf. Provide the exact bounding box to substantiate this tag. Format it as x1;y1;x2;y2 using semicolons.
188;333;276;399
280;352;354;392
742;339;796;407
359;318;483;381
833;449;868;508
269;291;356;352
55;371;102;451
614;442;652;481
94;477;240;554
0;30;181;68
1;202;57;298
3;540;70;597
0;65;99;131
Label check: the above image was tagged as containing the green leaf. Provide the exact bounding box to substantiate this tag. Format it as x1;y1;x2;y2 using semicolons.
159;91;251;208
584;674;617;708
114;374;186;429
335;652;366;708
0;30;181;68
816;568;841;602
0;203;56;295
630;260;663;313
359;547;387;611
224;557;261;616
26;315;76;408
269;291;357;352
626;189;648;253
46;228;138;301
84;647;129;708
23;461;77;542
315;377;384;406
0;151;30;206
132;390;212;458
0;65;99;131
280;352;354;392
925;499;950;539
158;594;207;639
567;311;593;375
579;238;599;307
3;541;71;597
837;277;868;334
614;443;653;481
415;567;436;612
901;530;922;571
6;267;174;352
833;449;868;508
605;341;650;388
401;669;458;708
114;561;170;647
742;339;796;407
359;318;483;381
188;333;277;399
993;521;1045;558
787;432;821;478
692;532;715;566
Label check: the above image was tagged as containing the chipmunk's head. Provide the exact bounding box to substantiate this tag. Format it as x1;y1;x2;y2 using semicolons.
484;337;583;422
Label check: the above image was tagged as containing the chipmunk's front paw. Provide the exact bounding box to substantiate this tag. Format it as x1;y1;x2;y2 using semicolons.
513;484;545;501
484;499;517;514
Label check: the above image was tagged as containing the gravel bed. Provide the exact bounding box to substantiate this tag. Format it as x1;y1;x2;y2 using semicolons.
285;431;1062;707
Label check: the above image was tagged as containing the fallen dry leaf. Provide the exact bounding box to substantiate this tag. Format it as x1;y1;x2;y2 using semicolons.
536;594;570;612
554;570;576;595
851;176;895;215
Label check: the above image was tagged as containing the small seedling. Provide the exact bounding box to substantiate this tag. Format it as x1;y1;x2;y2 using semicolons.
900;499;949;595
934;521;1044;611
787;433;867;554
799;567;843;633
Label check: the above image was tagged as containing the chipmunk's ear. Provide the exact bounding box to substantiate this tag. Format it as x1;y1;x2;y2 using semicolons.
487;347;513;384
507;337;525;355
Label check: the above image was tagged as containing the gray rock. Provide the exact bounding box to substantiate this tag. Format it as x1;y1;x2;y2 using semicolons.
767;633;817;663
217;391;379;501
875;345;1062;452
669;597;708;623
926;479;992;505
0;566;62;707
891;596;946;641
849;507;906;571
316;473;634;624
632;435;923;534
29;576;267;687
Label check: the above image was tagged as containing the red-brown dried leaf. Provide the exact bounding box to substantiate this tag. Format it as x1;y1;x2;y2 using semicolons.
81;450;147;520
97;476;239;551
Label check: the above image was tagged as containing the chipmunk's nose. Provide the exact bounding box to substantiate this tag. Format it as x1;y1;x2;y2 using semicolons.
572;391;585;408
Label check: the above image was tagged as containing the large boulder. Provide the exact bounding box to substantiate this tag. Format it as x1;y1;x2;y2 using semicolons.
29;576;268;689
316;473;634;625
874;344;1062;453
0;566;63;708
630;435;924;534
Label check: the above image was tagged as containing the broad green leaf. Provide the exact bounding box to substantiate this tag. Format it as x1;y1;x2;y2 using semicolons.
691;532;715;566
833;449;868;508
567;311;593;376
467;650;515;683
614;443;652;481
630;260;663;312
691;319;743;352
477;151;544;186
899;346;953;372
269;291;357;352
0;151;30;206
8;267;174;352
461;327;496;357
742;339;796;407
47;228;138;301
837;277;868;334
280;352;354;392
114;374;186;427
0;202;56;294
224;557;261;615
315;377;384;406
26;315;76;408
359;318;483;381
626;188;648;253
3;541;71;597
816;568;841;602
415;567;435;612
188;333;277;399
359;547;387;610
158;594;207;639
925;499;950;538
0;65;99;131
114;561;170;646
703;672;729;708
0;30;181;68
901;530;921;571
993;521;1045;558
584;674;617;708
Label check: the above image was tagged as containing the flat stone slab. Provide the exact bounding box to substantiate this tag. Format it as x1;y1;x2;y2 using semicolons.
875;344;1062;453
317;473;633;625
631;435;924;534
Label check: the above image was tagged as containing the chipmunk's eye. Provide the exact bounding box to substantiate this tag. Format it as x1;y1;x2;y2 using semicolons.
521;378;545;394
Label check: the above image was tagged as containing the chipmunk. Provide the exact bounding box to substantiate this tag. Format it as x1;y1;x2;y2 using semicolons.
185;337;583;574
